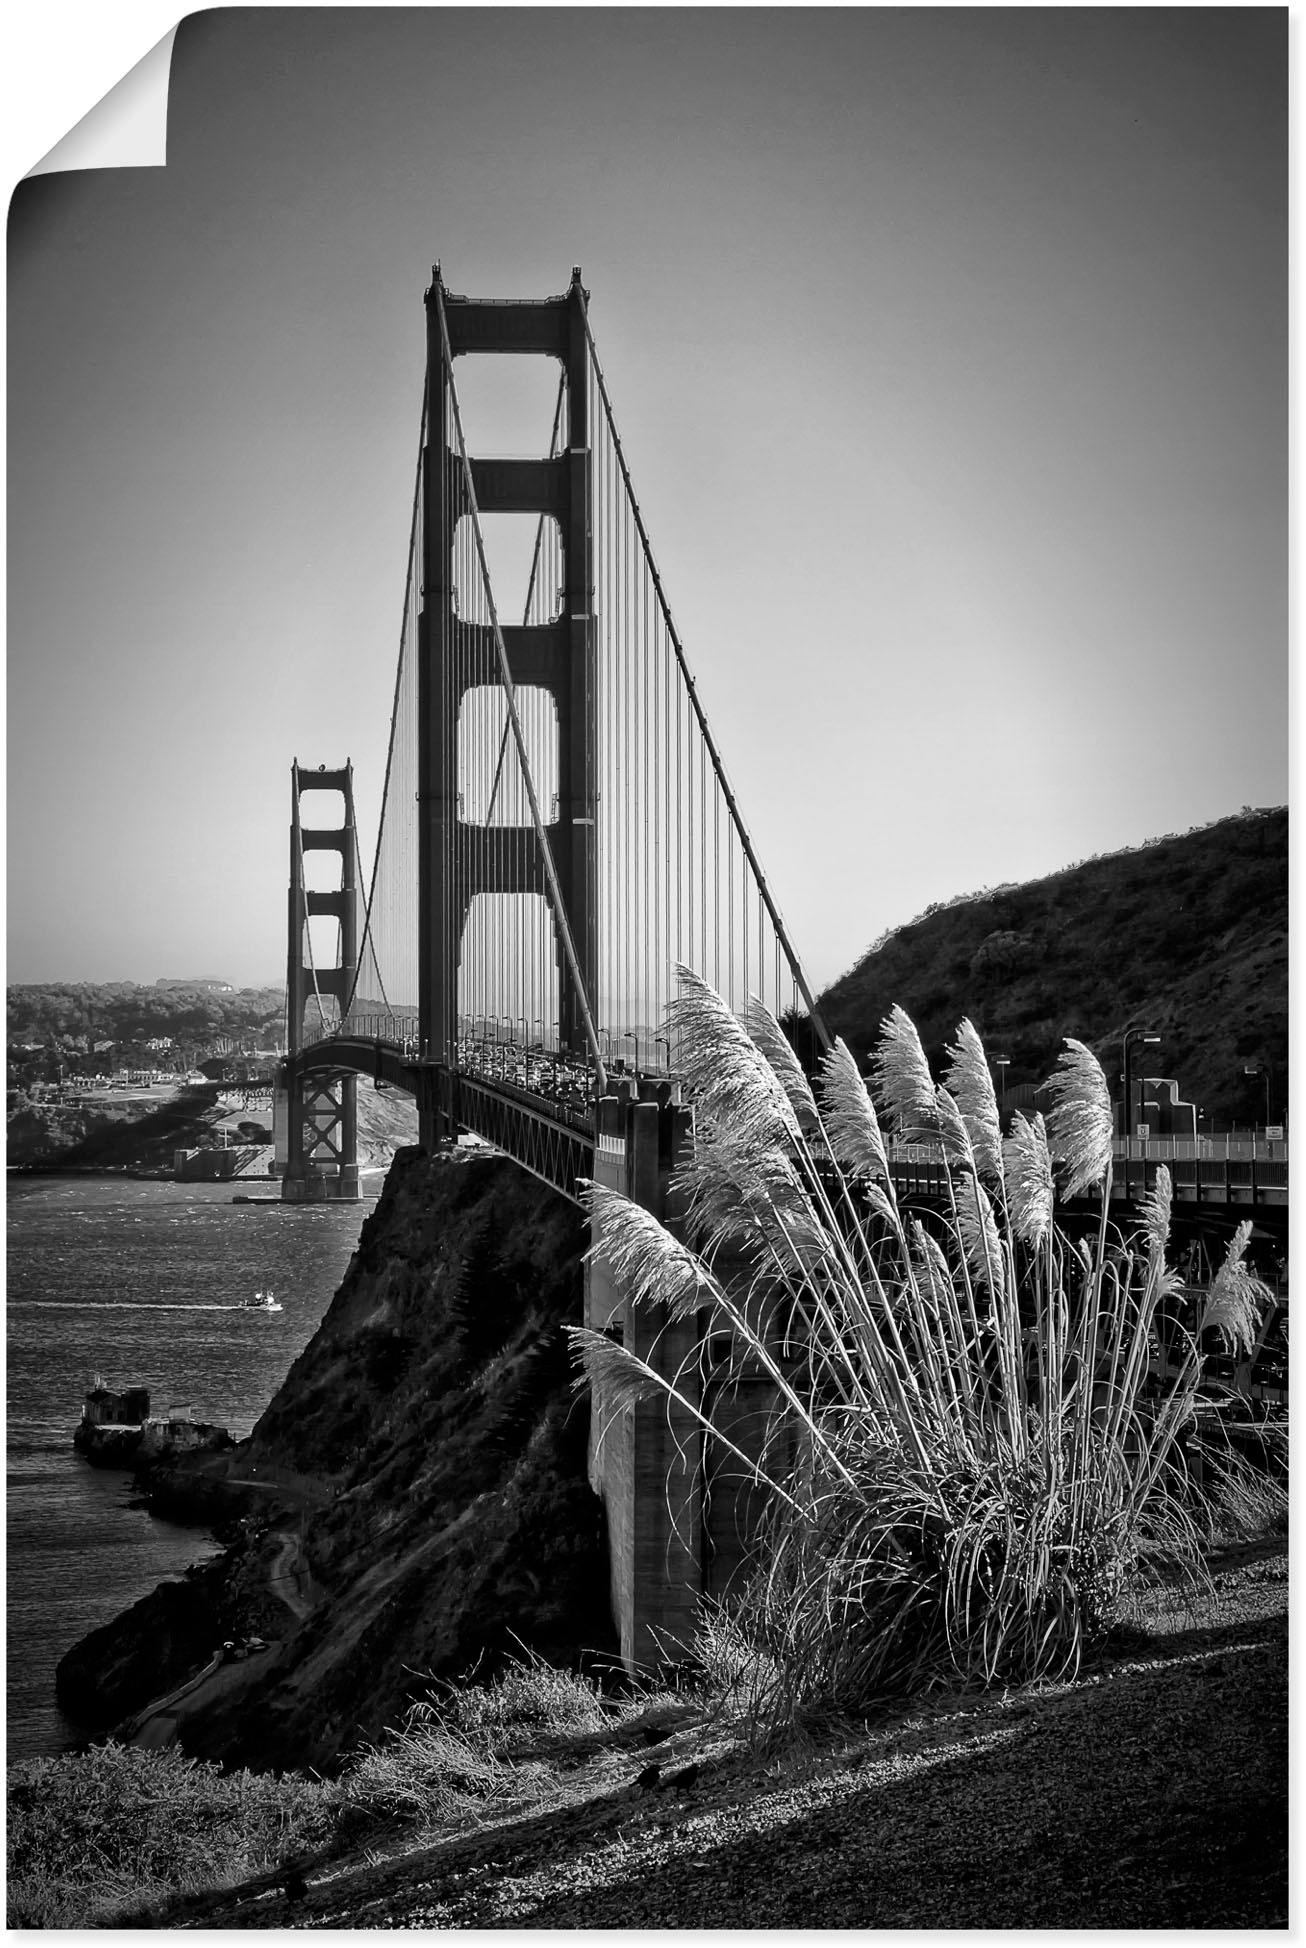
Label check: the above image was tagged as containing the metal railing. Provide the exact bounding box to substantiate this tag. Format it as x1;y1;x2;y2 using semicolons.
1113;1135;1288;1163
887;1134;1289;1165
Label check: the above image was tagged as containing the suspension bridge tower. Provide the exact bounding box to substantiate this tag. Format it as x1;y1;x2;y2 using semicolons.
417;266;599;1145
276;761;361;1201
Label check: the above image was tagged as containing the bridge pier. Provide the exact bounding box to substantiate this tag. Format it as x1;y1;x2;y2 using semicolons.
585;1082;702;1672
275;1073;361;1201
279;761;362;1202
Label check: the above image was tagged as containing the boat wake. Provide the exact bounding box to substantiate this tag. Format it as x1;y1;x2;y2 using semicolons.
9;1300;277;1313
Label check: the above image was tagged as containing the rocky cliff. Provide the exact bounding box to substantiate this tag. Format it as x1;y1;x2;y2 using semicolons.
56;1146;616;1773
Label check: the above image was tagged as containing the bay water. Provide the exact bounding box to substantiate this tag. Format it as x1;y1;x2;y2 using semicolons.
6;1175;373;1760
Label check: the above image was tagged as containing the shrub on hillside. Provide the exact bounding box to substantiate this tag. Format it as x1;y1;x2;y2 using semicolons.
341;1656;618;1827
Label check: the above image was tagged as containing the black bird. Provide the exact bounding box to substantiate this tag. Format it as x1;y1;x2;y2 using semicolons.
639;1724;671;1747
665;1762;699;1793
633;1762;662;1790
280;1869;309;1904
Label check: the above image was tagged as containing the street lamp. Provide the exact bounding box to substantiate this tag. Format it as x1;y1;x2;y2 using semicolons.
993;1056;1010;1112
1244;1064;1272;1128
654;1035;672;1073
1121;1028;1161;1139
624;1029;640;1075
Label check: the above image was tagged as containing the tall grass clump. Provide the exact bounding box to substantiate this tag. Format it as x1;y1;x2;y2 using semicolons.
569;969;1271;1729
6;1743;336;1929
341;1654;620;1829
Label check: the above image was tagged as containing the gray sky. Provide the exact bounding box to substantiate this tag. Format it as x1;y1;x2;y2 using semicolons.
7;8;1287;992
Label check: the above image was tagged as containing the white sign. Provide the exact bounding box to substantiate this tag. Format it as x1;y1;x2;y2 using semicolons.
1135;1124;1151;1141
1266;1125;1284;1141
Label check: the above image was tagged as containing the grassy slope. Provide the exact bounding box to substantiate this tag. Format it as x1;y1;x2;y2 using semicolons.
47;1542;1281;1933
817;808;1287;1122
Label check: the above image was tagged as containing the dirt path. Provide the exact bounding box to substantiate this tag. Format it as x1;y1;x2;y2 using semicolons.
267;1529;316;1622
125;1652;260;1752
124;1521;320;1749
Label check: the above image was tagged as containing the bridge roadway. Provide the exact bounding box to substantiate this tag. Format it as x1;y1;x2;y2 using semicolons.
283;1029;1287;1245
284;1031;602;1201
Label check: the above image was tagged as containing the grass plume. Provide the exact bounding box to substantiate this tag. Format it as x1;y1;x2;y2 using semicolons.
572;973;1251;1731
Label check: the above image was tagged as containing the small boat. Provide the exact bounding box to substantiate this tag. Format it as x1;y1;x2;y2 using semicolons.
240;1290;283;1313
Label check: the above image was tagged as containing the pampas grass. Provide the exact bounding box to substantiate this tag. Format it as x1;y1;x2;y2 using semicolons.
570;970;1271;1732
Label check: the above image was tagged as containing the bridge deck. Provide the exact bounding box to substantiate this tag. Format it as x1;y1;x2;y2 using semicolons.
288;1032;1289;1225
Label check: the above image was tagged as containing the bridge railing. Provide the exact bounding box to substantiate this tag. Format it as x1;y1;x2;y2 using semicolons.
885;1135;1288;1208
333;1011;420;1052
454;1037;594;1118
887;1135;1289;1165
1113;1135;1288;1163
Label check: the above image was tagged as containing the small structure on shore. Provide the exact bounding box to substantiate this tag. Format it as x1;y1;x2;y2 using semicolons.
74;1380;232;1469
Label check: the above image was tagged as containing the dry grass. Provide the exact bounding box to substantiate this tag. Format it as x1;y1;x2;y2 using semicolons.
1195;1428;1289;1547
339;1652;694;1834
6;1657;695;1928
6;1742;336;1929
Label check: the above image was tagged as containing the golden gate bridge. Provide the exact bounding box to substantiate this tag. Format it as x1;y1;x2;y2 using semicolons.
277;266;830;1207
268;269;1285;1670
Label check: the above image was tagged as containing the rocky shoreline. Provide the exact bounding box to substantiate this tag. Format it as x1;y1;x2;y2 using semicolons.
55;1148;617;1771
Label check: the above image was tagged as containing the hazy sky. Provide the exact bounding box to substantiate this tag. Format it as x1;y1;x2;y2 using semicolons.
7;8;1287;992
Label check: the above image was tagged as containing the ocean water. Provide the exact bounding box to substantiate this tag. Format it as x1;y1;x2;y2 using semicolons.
6;1175;374;1761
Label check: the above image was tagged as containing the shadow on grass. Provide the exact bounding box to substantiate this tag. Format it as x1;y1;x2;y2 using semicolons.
157;1608;1286;1932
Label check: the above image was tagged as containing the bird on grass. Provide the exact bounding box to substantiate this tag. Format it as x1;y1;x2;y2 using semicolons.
633;1762;662;1791
663;1762;699;1794
280;1868;309;1904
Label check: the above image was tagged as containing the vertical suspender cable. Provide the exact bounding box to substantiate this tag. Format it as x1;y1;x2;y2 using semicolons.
579;301;831;1051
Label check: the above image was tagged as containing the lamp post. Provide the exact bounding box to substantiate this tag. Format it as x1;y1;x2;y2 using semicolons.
1121;1028;1161;1140
654;1035;672;1073
993;1056;1010;1113
624;1029;640;1075
1244;1064;1272;1128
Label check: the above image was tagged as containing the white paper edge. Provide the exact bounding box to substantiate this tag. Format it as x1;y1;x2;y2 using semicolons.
25;24;178;177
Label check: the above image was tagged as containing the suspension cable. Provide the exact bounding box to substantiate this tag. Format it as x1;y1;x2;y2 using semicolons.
578;298;831;1051
341;379;428;1031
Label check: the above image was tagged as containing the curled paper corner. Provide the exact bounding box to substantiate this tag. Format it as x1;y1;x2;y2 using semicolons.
26;25;178;177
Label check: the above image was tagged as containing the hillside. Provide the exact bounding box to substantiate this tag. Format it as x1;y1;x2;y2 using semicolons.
5;1074;417;1177
817;809;1287;1127
7;981;285;1082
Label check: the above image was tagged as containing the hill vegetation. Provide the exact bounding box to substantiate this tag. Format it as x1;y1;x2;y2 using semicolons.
7;982;284;1081
816;809;1287;1128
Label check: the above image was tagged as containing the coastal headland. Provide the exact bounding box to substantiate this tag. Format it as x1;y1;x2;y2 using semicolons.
56;1146;616;1771
7;1074;417;1181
